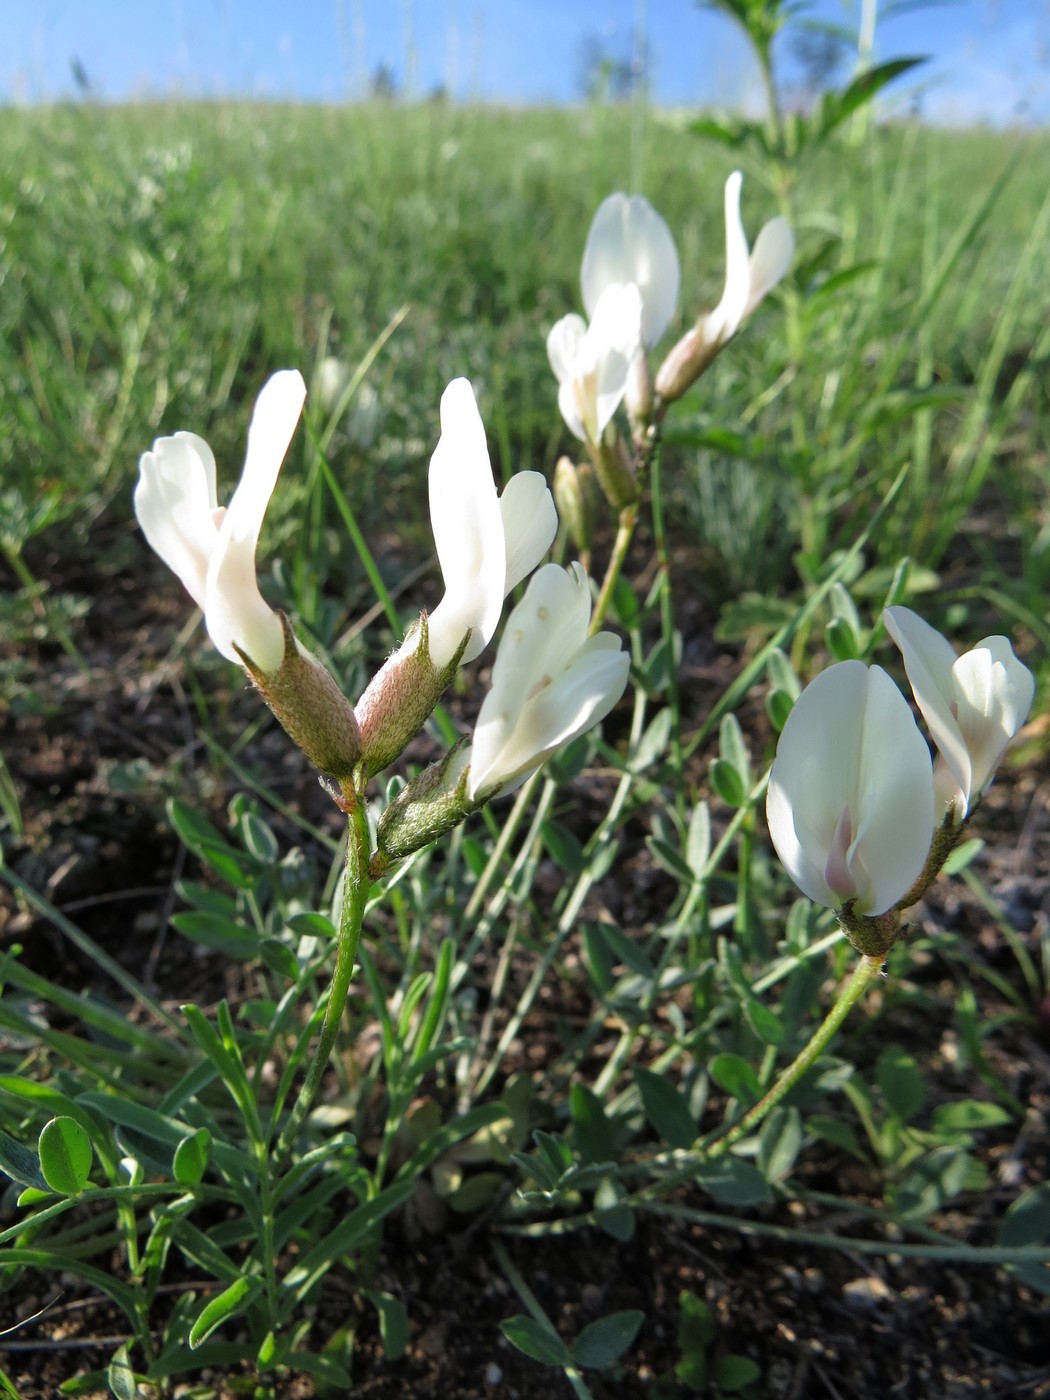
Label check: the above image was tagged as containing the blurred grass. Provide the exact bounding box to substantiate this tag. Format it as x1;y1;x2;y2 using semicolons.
1;100;1048;661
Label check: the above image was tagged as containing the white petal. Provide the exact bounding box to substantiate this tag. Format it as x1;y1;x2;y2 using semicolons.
547;315;587;386
766;661;934;915
469;563;593;795
589;282;643;362
744;216;794;319
205;370;305;670
581;192;681;346
426;378;507;667
588;284;641;438
767;660;868;910
705;171;752;347
852;665;935;915
556;379;588;442
952;636;1035;796
499;472;558;593
134;433;221;609
884;606;972;810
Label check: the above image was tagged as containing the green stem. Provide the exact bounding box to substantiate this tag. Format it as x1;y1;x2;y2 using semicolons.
275;800;371;1162
590;501;637;635
648;440;685;815
698;953;884;1161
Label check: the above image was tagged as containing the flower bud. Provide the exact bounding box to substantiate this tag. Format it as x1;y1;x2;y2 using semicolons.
374;741;474;865
594;424;640;510
354;616;462;779
653;326;717;406
625;348;654;440
241;613;362;780
553;456;598;559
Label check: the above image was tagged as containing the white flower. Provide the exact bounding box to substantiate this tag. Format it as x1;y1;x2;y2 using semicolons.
426;378;557;669
467;562;630;800
581;193;680;347
546;284;642;444
700;171;794;351
134;369;306;673
883;606;1035;816
766;661;935;916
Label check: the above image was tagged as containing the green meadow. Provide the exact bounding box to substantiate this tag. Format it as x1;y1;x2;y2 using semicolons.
1;89;1049;1396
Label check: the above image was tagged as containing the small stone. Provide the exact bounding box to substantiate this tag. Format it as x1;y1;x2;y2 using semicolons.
842;1275;893;1309
484;1362;503;1386
581;1283;603;1312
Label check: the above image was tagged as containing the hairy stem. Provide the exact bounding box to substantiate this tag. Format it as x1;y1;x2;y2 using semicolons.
275;798;371;1162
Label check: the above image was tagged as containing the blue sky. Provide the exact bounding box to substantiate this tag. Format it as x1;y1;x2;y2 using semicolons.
2;1;1047;125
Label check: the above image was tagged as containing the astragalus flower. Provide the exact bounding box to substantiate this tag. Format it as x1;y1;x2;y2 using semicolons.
884;606;1035;818
766;661;935;919
372;561;629;864
547;284;643;447
655;171;794;403
581;193;680;348
136;371;363;778
134;369;306;674
467;562;629;801
425;377;557;669
354;378;557;778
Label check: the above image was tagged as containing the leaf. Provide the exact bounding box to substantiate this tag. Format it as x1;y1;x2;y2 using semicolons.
260;940;300;979
817;57;926;139
876;1045;925;1122
647;835;697;885
710;758;746;808
447;1171;503;1214
284;1350;353;1388
285;1178;417;1297
173;1128;212;1186
571;1083;617;1165
38;1116;93;1195
695;1157;773;1207
106;1344;138;1400
714;1354;762;1392
807;1115;866;1161
571;1310;644;1369
167;799;259;889
931;1100;1010;1135
395;1103;510;1185
365;1289;409;1361
634;1067;696;1150
686;802;711;876
825;614;859;662
630;708;673;773
171;911;260;959
719;713;751;788
892;1145;981;1220
596;923;654;979
0;1127;47;1190
500;1315;570;1367
541;821;586;875
766;689;795;732
757;1106;802;1182
709;1054;762;1106
997;1184;1050;1247
744;996;783;1048
239;810;279;863
941;839;984;875
189;1275;263;1348
688;115;759;151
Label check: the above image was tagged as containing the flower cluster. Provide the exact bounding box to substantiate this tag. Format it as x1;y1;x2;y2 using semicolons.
135;373;630;860
765;609;1034;955
546;174;793;524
